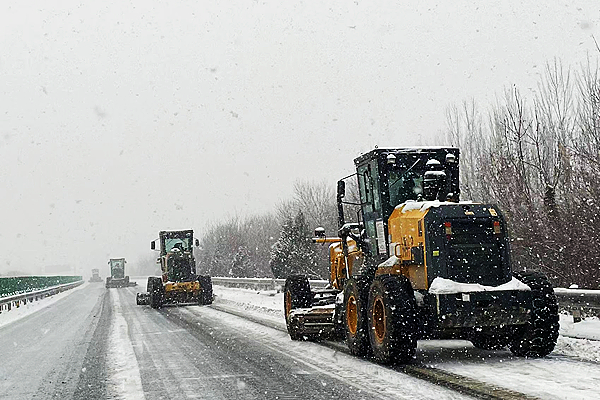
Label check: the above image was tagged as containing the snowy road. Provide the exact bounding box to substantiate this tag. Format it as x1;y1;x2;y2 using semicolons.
0;282;464;399
1;282;599;400
212;285;600;400
0;283;108;399
112;286;465;400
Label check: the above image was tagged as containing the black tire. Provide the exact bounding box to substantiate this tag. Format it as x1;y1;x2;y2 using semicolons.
136;293;142;305
124;276;130;285
146;277;154;293
105;277;111;289
197;275;213;305
471;332;510;350
367;275;418;364
344;277;371;356
284;275;312;340
149;277;163;309
509;271;559;357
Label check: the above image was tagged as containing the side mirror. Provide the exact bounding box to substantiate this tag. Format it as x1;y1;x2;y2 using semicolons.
150;241;156;250
337;180;346;200
195;238;200;247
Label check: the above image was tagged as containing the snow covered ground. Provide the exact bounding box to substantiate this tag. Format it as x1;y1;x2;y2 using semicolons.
212;285;600;400
0;281;90;329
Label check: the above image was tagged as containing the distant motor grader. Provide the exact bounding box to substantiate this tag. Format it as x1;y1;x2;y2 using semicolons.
136;230;213;308
105;258;136;288
284;147;559;364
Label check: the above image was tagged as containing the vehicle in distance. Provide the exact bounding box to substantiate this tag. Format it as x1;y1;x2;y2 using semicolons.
105;258;137;288
89;268;102;283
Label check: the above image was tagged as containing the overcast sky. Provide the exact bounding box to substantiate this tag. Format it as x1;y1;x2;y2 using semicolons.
1;0;599;276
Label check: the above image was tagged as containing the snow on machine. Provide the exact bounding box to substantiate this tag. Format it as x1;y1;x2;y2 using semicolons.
284;147;559;363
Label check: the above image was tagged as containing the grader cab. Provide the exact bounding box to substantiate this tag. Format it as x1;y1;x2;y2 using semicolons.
137;230;213;308
284;147;559;363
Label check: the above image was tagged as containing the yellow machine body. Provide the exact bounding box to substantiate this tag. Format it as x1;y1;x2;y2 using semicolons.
380;204;430;290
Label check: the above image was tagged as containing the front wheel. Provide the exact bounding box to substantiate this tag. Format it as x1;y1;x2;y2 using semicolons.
284;275;312;340
148;277;163;309
509;271;559;357
344;277;371;356
197;275;213;305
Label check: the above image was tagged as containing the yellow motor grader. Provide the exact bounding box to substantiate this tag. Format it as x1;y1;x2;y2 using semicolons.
137;230;213;308
284;147;559;363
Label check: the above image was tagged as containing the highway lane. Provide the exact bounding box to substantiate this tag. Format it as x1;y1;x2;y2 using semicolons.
115;287;464;400
0;283;109;399
0;282;465;400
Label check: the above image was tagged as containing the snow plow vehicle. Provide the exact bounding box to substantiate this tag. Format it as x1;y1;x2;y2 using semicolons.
137;229;213;308
105;258;136;288
284;147;559;364
89;268;103;283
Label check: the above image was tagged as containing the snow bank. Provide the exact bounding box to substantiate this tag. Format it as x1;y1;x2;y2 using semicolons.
429;277;530;294
559;313;600;341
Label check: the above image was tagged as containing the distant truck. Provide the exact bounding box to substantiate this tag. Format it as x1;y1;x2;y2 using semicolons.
105;258;137;288
136;229;212;307
89;269;103;282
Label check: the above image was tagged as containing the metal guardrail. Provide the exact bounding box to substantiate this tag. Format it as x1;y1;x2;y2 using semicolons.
211;277;328;291
0;280;84;313
0;275;82;297
554;288;600;319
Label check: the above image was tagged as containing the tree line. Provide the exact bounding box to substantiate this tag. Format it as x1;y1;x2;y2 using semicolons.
195;180;338;280
446;58;600;289
171;57;600;290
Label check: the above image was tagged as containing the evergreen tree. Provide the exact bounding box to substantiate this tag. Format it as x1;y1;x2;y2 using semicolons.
269;211;320;278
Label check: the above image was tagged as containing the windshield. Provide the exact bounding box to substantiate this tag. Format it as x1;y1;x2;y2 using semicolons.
164;237;191;253
388;169;423;208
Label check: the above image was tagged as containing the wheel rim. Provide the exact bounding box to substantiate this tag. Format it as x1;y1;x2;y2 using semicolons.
285;291;292;319
347;295;358;335
373;296;386;343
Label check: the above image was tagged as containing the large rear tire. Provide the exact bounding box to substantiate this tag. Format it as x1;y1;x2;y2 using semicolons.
367;275;418;364
344;277;371;356
284;275;312;340
470;332;511;350
197;275;213;305
509;271;559;357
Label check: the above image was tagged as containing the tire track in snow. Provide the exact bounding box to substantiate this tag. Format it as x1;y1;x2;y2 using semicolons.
209;302;539;400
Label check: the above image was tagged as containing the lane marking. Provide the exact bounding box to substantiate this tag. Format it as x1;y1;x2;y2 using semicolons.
107;290;145;400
